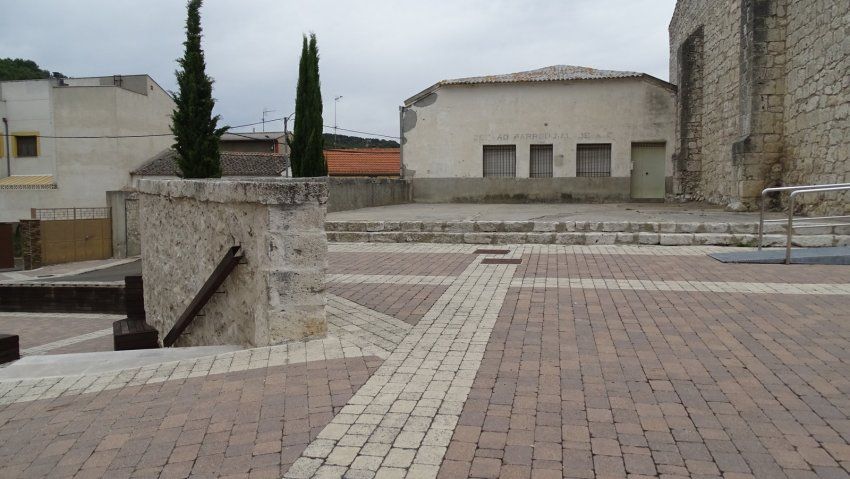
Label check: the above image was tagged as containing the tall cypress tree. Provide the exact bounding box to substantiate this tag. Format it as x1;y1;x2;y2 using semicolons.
171;0;227;178
291;33;327;177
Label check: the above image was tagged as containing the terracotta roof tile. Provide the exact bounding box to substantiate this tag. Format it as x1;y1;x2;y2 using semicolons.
133;149;288;177
325;148;400;177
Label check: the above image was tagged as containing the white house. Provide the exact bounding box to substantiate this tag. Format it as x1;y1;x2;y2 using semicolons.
0;75;175;222
400;65;677;202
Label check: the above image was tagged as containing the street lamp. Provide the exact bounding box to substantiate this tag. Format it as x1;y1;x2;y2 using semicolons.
333;95;343;148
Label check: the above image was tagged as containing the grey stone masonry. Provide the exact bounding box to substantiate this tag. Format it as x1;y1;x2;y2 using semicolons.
326;220;850;247
138;178;328;348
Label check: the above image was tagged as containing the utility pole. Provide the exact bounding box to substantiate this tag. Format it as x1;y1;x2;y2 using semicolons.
333;96;343;148
261;108;276;132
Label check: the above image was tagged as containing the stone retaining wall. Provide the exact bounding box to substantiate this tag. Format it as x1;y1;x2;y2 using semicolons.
138;179;328;348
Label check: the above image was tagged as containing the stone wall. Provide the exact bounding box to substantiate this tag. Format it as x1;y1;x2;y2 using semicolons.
670;0;850;213
670;0;745;205
411;177;635;203
138;179;328;348
782;0;850;213
327;177;411;213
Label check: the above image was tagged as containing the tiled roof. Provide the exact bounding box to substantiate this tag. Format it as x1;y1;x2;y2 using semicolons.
0;175;57;189
220;131;287;142
405;65;674;105
442;65;644;85
325;148;400;177
133;149;288;177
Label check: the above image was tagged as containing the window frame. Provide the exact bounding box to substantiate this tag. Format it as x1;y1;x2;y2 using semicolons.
482;144;517;178
576;143;612;177
529;144;554;178
12;133;40;158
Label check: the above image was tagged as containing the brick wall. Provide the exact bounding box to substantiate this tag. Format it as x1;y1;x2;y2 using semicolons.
19;220;42;270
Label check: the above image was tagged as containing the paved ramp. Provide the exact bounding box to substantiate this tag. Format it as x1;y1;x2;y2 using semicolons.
710;246;850;264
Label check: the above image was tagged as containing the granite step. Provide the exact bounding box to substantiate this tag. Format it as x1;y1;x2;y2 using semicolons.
325;220;850;247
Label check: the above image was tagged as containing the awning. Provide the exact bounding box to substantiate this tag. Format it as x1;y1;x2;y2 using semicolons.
0;175;57;189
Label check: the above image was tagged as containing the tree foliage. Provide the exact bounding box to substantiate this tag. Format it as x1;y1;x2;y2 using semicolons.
291;34;327;177
170;0;227;178
0;58;64;81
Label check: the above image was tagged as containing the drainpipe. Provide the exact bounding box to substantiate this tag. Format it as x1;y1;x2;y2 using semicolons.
398;106;405;178
2;117;10;178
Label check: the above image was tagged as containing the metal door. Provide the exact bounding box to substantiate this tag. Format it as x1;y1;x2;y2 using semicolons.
0;224;13;269
631;143;666;199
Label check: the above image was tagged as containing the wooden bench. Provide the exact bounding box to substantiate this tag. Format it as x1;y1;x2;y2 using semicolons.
0;334;20;364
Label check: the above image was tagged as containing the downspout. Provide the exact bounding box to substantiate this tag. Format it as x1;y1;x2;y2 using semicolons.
398;106;405;178
2;117;10;178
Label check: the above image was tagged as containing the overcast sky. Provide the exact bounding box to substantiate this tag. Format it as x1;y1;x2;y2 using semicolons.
1;0;676;140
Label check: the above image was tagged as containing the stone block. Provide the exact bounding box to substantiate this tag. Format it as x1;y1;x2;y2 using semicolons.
791;235;833;247
659;234;694;246
399;221;424;232
493;233;528;244
615;233;637;244
693;234;732;246
444;222;474;233
729;223;758;234
558;221;577;232
675;222;701;233
503;222;534;232
633;222;659;233
602;221;629;232
761;223;786;234
658;223;678;233
573;221;591;232
532;222;558;232
463;233;493;244
474;221;502;232
698;222;729;233
526;233;556;244
370;232;404;243
637;232;660;245
554;233;586;245
585;233;617;245
365;222;387;232
421;222;445;233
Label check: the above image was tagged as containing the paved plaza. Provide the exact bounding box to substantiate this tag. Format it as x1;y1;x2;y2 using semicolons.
1;243;850;478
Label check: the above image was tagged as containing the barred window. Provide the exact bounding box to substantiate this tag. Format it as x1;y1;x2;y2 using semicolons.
483;145;516;177
576;143;611;177
15;136;37;157
530;144;553;178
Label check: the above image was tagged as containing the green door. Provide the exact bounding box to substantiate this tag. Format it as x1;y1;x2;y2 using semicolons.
631;142;666;199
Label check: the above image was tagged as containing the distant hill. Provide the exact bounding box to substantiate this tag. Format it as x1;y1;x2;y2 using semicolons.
0;58;65;81
324;133;399;149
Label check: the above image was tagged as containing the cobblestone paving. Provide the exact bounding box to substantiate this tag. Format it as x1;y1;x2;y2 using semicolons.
0;356;381;479
0;313;119;356
0;243;849;479
328;283;450;325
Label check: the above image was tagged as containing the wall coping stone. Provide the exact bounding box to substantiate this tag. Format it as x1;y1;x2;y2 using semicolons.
137;178;328;206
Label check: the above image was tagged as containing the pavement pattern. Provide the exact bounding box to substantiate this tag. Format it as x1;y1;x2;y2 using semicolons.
0;243;848;478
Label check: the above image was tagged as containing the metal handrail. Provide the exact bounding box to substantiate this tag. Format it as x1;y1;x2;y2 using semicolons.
757;182;850;251
784;186;850;263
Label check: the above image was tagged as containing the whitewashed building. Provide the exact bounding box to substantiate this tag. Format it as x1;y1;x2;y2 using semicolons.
0;75;174;222
400;65;677;202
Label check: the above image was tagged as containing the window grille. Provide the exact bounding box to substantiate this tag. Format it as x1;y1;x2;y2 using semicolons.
483;145;516;177
576;143;611;177
15;136;37;157
530;144;553;178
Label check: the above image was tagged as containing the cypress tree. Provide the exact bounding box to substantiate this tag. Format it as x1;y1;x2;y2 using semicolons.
291;33;327;177
171;0;227;178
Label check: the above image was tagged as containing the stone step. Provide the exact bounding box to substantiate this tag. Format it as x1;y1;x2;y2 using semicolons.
326;220;847;236
326;230;850;247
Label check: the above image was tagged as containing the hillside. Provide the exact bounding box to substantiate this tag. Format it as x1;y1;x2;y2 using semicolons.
324;133;399;149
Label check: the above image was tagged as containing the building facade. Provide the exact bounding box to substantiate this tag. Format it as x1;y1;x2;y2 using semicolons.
670;0;849;212
0;75;174;222
400;65;676;202
220;131;287;154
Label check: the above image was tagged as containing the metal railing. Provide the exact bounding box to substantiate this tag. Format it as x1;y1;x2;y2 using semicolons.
758;183;850;264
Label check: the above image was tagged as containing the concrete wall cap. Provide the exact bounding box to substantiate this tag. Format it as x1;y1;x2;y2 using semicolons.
137;178;328;206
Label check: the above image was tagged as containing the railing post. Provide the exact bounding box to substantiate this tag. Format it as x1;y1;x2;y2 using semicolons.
758;192;766;250
785;193;795;264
